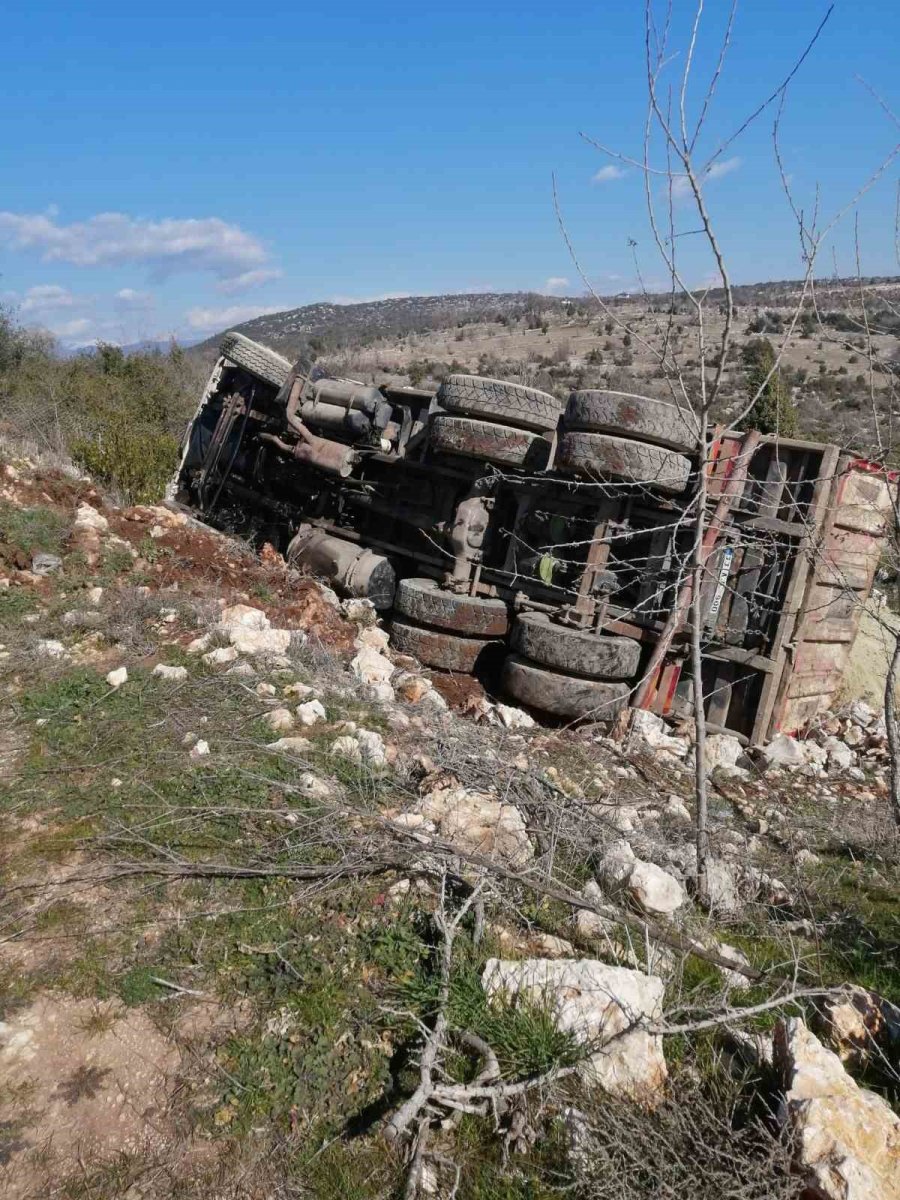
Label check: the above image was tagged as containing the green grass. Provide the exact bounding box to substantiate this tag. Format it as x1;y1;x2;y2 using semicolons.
5;587;849;1195
452;1114;572;1199
290;1140;401;1200
804;854;900;1003
0;499;69;555
207;881;395;1137
0;588;38;621
3;657;419;1158
117;966;168;1006
99;543;135;579
370;916;583;1082
2;648;581;1159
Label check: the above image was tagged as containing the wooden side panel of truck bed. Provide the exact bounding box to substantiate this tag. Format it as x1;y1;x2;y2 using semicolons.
776;460;893;733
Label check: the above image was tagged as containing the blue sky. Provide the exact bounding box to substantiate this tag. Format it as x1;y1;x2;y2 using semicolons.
0;0;897;347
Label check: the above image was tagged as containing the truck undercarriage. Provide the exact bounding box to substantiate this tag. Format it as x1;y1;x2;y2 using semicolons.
171;332;893;744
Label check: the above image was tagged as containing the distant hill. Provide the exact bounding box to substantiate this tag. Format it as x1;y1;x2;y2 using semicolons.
191;277;900;366
190;292;574;363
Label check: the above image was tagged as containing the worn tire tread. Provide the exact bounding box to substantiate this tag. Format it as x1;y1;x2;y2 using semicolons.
565;390;696;452
395;579;509;636
502;654;630;720
220;331;292;390
430;414;550;469
437;374;562;432
555;430;691;495
511;612;640;680
390;618;496;672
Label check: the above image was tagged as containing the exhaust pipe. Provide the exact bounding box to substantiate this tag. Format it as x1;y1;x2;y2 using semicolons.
287;525;396;609
260;430;357;478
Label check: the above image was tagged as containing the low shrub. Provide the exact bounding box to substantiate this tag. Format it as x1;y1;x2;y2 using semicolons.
71;413;179;504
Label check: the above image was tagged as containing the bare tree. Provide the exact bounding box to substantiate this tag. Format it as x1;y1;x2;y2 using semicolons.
554;0;900;886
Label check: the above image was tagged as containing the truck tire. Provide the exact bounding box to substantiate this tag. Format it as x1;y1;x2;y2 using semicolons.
390;618;497;672
565;390;696;453
502;654;630;720
430;415;551;470
555;431;692;495
395;578;509;636
437;375;562;432
220;331;292;390
511;612;640;680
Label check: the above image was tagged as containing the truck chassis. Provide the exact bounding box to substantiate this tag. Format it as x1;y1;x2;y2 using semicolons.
172;332;892;744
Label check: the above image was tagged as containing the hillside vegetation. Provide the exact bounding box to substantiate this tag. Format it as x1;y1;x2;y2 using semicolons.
3;275;899;511
0;309;205;502
196;276;900;457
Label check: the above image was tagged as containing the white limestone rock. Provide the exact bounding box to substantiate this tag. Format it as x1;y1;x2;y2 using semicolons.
761;733;807;770
417;782;533;868
152;663;187;682
267;737;313;755
73;503;109;535
776;1018;900;1200
36;639;69;660
203;645;239;666
330;735;363;762
350;645;394;687
296;699;327;726
598;840;685;918
482;958;667;1100
263;707;295;733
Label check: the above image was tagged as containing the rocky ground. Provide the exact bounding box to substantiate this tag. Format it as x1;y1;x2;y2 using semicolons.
1;442;899;1199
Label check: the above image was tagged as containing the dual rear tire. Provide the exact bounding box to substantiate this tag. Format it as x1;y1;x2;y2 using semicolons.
389;578;508;672
556;390;694;496
389;582;640;722
502;611;638;720
429;378;695;494
429;375;560;470
501;656;631;721
220;331;292;390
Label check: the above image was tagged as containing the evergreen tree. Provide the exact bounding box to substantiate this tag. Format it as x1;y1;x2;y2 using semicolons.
741;337;797;436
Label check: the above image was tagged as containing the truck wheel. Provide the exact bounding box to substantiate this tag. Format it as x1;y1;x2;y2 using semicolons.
511;612;640;680
565;390;696;452
220;331;292;390
437;375;562;432
395;578;509;636
502;654;630;720
555;431;692;495
430;415;551;470
390;618;497;672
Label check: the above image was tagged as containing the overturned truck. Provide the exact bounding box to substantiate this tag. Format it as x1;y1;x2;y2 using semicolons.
172;331;894;744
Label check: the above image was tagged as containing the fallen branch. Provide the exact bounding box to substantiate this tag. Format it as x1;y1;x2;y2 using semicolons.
149;975;207;998
39;856;402;887
69;824;765;983
379;825;768;984
383;876;481;1145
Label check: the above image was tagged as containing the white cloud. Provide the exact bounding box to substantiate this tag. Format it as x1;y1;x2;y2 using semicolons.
216;267;284;295
52;317;93;339
19;284;76;313
706;156;742;182
185;303;282;332
0;210;273;286
543;277;570;293
671;156;741;199
114;287;154;310
592;164;626;184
